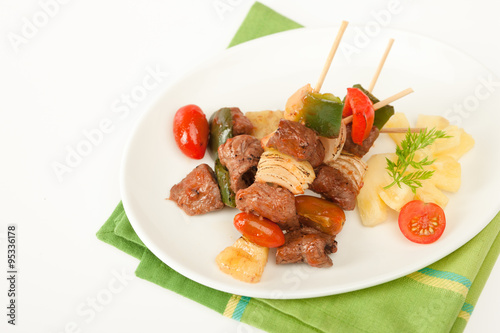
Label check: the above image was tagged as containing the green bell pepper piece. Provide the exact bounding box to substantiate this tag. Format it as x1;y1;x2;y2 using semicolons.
353;84;394;129
215;158;236;207
208;107;233;160
303;92;343;138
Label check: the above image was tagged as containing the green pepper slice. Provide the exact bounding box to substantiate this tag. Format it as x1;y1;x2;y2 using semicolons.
352;84;394;129
303;92;343;138
215;158;236;207
208;107;233;160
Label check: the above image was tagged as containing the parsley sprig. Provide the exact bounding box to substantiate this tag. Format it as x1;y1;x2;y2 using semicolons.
384;128;450;193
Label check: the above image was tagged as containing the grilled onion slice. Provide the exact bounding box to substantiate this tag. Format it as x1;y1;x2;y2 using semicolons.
255;149;315;195
320;121;347;164
326;153;367;192
284;84;313;122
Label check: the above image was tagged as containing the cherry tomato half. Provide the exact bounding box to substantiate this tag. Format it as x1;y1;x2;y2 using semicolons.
295;195;345;236
342;88;374;145
233;212;285;248
398;200;446;244
173;104;209;159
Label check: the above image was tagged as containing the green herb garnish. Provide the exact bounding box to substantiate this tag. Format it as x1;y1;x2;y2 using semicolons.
384;128;450;193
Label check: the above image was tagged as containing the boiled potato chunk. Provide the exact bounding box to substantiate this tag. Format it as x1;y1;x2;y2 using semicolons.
245;110;284;139
434;129;475;160
216;237;268;283
357;154;395;226
415;115;450;130
432;125;461;155
384;112;410;147
429;156;461;192
379;182;414;212
415;180;449;208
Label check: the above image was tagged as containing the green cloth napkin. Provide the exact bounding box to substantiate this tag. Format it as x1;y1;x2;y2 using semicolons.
97;3;500;332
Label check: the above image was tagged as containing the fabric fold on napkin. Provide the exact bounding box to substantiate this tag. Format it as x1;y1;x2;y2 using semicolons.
97;3;500;332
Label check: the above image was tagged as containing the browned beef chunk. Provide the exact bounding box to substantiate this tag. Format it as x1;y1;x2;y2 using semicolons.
218;135;263;193
266;119;325;168
342;123;380;157
236;182;299;230
230;107;254;136
309;164;358;211
276;227;337;268
169;164;224;216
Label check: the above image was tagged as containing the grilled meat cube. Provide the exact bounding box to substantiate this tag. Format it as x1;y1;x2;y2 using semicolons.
276;227;337;268
236;182;299;230
169;164;224;216
309;164;358;211
218;135;264;193
266;119;325;168
230;107;254;136
342;123;380;157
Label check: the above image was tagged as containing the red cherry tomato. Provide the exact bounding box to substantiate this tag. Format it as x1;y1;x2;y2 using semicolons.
398;200;446;244
173;104;209;159
295;195;345;236
342;88;374;145
233;212;285;248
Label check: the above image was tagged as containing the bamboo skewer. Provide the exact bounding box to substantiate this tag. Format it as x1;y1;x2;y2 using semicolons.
342;87;414;124
309;27;416;135
380;127;425;134
373;88;413;110
314;21;349;93
367;39;394;93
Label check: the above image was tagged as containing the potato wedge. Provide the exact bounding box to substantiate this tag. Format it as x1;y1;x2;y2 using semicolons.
429;156;461;192
415;180;449;208
415;114;450;130
357;154;395;226
379;182;414;212
245;110;284;139
383;112;410;147
434;128;475;160
216;237;269;283
431;125;461;155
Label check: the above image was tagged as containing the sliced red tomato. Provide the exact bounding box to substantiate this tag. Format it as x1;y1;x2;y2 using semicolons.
342;88;374;145
173;104;209;159
233;212;285;248
398;200;446;244
295;195;345;236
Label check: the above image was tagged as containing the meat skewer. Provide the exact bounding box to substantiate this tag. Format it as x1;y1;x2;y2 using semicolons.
170;23;429;279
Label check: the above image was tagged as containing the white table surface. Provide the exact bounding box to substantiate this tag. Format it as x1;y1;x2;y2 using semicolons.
1;1;499;332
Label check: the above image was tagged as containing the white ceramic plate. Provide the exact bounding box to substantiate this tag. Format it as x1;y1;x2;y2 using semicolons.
121;27;500;299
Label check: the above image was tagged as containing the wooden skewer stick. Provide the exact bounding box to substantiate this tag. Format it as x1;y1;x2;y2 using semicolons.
367;38;394;93
343;88;414;124
380;127;425;134
314;21;349;93
373;87;413;109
